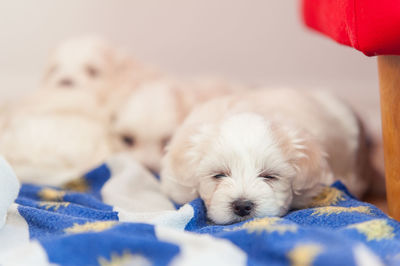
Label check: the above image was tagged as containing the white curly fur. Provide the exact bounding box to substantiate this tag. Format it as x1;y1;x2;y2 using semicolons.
161;88;368;224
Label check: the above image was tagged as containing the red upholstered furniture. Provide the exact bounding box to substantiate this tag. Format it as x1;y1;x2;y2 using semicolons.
302;0;400;220
303;0;400;56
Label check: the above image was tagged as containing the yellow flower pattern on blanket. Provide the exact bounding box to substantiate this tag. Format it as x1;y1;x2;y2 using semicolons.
235;217;298;234
348;219;395;241
62;177;89;192
39;201;70;211
312;206;371;216
287;243;323;266
38;188;66;201
308;187;344;207
98;250;151;266
65;221;117;234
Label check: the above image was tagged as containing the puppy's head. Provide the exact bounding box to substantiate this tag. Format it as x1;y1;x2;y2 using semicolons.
42;36;131;100
162;112;332;224
110;81;188;173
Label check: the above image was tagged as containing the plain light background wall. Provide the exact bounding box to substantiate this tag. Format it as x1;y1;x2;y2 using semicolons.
0;0;380;131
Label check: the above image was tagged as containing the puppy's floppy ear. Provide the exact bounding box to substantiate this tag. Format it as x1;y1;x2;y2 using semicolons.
109;48;134;75
103;45;147;81
160;122;212;204
280;128;334;208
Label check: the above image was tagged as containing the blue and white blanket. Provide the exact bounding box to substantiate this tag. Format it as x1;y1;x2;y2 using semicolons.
0;155;399;266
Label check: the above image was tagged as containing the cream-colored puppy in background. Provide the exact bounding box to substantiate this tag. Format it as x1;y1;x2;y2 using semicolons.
110;79;242;173
42;35;159;115
161;88;372;224
0;88;111;185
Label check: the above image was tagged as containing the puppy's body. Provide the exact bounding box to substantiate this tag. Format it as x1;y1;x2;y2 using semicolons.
161;88;370;224
0;89;111;185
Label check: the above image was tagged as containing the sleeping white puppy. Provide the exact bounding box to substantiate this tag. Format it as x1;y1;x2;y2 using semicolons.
0;88;111;185
161;88;371;224
111;79;241;174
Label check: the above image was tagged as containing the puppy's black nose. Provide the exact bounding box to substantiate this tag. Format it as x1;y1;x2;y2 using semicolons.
232;200;254;217
59;78;74;87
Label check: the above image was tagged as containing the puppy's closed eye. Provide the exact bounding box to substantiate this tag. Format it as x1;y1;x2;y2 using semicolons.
85;64;100;78
212;173;229;179
120;134;135;147
259;173;278;180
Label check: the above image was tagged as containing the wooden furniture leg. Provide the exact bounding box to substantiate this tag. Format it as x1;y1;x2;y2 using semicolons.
378;55;400;220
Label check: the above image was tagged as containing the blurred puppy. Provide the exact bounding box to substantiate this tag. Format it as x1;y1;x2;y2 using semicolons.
161;88;371;224
42;35;158;114
111;79;240;173
0;88;111;185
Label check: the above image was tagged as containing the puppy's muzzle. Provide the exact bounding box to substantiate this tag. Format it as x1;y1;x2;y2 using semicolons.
58;78;75;87
232;200;254;217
